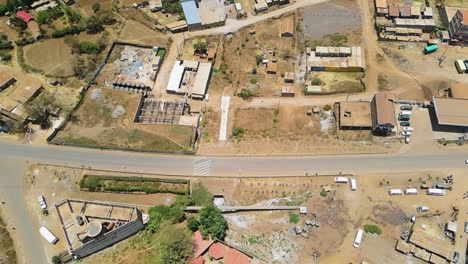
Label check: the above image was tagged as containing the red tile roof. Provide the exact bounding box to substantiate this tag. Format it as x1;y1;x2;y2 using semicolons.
208;242;228;259
224;248;250;264
191;256;205;264
388;6;399;17
192;231;214;259
16;11;33;23
462;10;468;25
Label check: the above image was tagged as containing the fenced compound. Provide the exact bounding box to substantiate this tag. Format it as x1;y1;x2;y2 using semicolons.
136;98;188;125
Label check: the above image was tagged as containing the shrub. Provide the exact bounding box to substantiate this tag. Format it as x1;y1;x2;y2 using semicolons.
79;41;101;54
364;224;382;235
251;67;257;74
199;204;227;240
187;216;200;231
232;127;245;137
319;189;328;197
0;5;7;16
0;41;13;49
289;213;299;224
323;104;332;111
193;40;207;54
311;78;322;85
237;89;256;100
92;2;101;12
191;183;212;206
250;77;257;84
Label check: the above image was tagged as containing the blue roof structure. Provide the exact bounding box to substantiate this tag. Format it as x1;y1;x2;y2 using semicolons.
181;0;201;26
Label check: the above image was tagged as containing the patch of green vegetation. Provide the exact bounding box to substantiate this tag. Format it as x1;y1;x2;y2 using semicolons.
232;127;245;138
325;32;348;46
79;175;189;194
170;126;191;135
191;182;213;206
64;133;98;145
237;89;258;100
156;49;166;57
79;41;104;54
162;0;183;14
319;189;329;197
193;40;208;54
127;129;137;143
247;235;262;245
329;81;363;94
250;77;258;84
198;204;228;240
289;213;299;224
311;78;322;85
364;224;382;235
323;104;332;111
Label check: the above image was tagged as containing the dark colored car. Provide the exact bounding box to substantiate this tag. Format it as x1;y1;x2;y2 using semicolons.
398;114;410;121
400;121;411;127
400;105;413;110
452;251;459;263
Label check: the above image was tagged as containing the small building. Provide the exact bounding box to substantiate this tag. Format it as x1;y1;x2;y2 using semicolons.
191;62;212;99
423;7;433;18
284;72;294;83
181;0;202;31
305;84;322;95
234;2;242;13
338;101;372;130
280;18;294;37
15;11;34;23
166;20;188;33
388;6;399;18
410;6;421;18
375;0;388;16
15;81;43;104
400;6;411;18
0;72;15;92
448;10;468;43
445;221;457;237
370;92;395;135
149;0;163;12
408;227;455;261
28;21;42;39
254;0;268;13
266;62;277;74
0;98;28;124
281;86;294;97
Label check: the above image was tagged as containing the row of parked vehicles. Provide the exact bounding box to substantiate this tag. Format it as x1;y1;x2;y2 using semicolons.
398;105;414;143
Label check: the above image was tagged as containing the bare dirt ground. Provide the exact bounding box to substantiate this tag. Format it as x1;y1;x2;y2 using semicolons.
198;104;400;155
118;20;169;46
0;211;16;264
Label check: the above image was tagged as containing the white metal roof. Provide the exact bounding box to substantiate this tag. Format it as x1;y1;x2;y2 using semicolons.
166;61;185;93
191;62;212;97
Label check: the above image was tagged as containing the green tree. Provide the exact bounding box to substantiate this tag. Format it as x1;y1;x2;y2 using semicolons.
198;204;227;240
91;2;101;12
191;182;212;206
237;89;257;100
51;255;62;264
289;213;299;223
0;5;8;16
79;41;101;54
154;223;193;264
364;224;382;235
9;17;27;30
85;15;104;34
187;216;200;231
232;127;245;137
193;40;208;54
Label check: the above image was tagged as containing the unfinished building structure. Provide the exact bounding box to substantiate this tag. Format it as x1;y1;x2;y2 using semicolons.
55;199;146;258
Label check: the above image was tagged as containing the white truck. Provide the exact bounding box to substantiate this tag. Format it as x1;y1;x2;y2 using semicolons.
388;189;403;195
39;226;58;244
334;177;348;183
426;188;446;196
353;229;364;248
350;178;357;191
404;188;418;195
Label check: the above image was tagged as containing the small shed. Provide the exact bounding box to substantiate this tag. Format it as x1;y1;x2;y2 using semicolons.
280;18;294;37
445;221;457;236
388;6;399;17
305;85;322;95
400;7;411;18
299;207;307;214
410;6;421;18
284;72;294;83
267;62;277;74
281;86;294;97
15;11;34;23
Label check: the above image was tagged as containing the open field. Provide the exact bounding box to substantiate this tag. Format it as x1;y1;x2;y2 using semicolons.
309;72;365;94
52;88;194;153
198;104;401;155
23;38;75;77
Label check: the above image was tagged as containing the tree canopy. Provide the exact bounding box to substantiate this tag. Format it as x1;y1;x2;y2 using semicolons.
193;40;208;54
198;204;227;240
154;223;193;264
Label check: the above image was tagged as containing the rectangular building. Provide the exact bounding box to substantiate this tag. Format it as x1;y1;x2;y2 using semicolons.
0;71;15;92
280;18;294;37
370;92;395;135
432;96;468;127
181;0;202;30
448;10;468;43
338;101;372;130
191;62;212;99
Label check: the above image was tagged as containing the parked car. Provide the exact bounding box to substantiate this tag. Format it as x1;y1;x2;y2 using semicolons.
400;105;413;110
464;221;468;233
398;115;410;121
405;137;410;144
403;127;414;132
400;121;410;127
38;195;47;210
452;251;459;263
416;206;429;212
401;131;412;136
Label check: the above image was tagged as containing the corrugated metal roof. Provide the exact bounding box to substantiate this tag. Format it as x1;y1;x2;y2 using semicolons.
375;0;387;8
372;92;395;129
181;0;201;26
166;61;185;93
433;96;468;126
192;62;212;97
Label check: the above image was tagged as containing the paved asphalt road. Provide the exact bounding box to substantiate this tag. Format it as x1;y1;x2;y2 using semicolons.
0;140;467;264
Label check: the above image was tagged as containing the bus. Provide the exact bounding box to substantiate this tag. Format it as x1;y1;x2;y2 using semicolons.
353;229;364;248
455;60;466;74
39;226;58;244
424;45;438;54
426;188;446;196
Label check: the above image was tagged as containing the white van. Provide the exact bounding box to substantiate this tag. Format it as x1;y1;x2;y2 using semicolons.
350;178;357;191
389;189;403;195
400;111;412;116
403;127;414;132
455;60;466;74
353;229;364;248
39;226;58;244
334;177;349;183
404;188;418;195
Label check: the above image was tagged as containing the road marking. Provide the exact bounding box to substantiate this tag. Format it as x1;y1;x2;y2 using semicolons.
193;156;212;176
